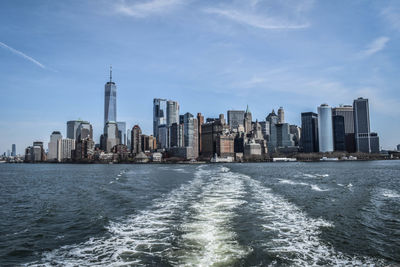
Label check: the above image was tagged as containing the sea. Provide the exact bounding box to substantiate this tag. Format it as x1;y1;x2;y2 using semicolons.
0;161;399;266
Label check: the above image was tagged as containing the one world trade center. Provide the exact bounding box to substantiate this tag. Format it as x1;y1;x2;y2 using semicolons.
104;66;117;125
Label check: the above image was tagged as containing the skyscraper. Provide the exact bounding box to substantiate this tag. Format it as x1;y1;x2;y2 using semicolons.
166;100;179;127
301;112;319;153
104;66;117;125
332;115;345;151
11;144;16;157
183;112;198;159
76;121;93;141
197;113;204;155
318;104;334;152
48;131;62;161
117;121;126;145
131;125;142;154
354;97;371;153
104;121;119;152
278;107;285;123
57;138;75;162
166;100;179;148
244;105;252;134
153;98;167;139
332;105;355;152
67;120;82;139
227;110;245;130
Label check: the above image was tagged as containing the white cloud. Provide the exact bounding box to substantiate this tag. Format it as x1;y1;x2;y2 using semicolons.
0;41;45;69
381;4;400;31
204;7;310;30
361;37;390;57
114;0;184;18
203;0;313;31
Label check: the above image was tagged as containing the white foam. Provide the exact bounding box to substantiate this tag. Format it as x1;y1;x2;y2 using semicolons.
310;184;330;192
173;167;250;266
243;174;380;266
381;188;400;198
28;169;206;266
278;179;309;186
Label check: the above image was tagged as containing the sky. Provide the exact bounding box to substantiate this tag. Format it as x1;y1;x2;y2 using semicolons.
1;0;400;154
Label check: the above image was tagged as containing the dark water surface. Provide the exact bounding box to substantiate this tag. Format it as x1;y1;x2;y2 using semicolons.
0;161;399;266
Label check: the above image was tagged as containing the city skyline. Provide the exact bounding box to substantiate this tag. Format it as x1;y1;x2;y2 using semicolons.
1;1;400;153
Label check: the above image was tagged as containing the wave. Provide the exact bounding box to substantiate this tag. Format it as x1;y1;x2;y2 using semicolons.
28;166;206;266
244;174;380;266
170;167;250;266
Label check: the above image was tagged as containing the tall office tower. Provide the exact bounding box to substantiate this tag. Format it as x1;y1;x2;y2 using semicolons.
260;121;270;140
170;123;184;148
104;66;117;126
157;125;168;149
332;105;355;152
397;144;400;151
318;104;334;152
184;113;199;158
166;100;179;126
57;138;75;162
153;98;167;139
301;112;319;153
269;123;294;152
278;107;285;123
7;150;10;157
244;105;252;134
67;120;83;139
166;100;179;148
183;112;199;158
127;129;131;150
197;113;204;155
266;110;279;125
370;133;380;153
227;110;245;130
184;113;194;147
48;131;62;161
104;121;119;152
33;141;45;162
76;121;93;140
131;125;142;154
332;115;345;151
353;97;372;153
117;122;126;145
11;144;16;156
289;125;301;146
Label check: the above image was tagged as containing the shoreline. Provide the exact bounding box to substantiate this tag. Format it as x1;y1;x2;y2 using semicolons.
3;158;399;164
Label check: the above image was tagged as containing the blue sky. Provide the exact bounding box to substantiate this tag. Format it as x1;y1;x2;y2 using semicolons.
1;0;400;154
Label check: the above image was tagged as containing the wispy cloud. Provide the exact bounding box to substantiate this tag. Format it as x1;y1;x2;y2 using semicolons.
381;4;400;31
360;37;390;57
0;41;45;69
114;0;184;18
204;7;310;30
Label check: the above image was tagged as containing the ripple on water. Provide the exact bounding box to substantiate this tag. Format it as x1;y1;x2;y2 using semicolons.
244;175;383;266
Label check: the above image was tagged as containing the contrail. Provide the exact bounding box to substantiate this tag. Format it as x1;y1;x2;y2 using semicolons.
0;41;45;69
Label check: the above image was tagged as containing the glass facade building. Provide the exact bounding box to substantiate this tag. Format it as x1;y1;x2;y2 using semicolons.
104;69;117;126
354;97;371;153
333;115;345;151
317;104;334;152
301;112;319;153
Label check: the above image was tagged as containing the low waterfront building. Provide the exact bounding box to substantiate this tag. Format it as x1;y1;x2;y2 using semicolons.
152;152;162;162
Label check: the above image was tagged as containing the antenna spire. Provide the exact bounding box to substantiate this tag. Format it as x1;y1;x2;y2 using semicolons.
110;65;112;82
